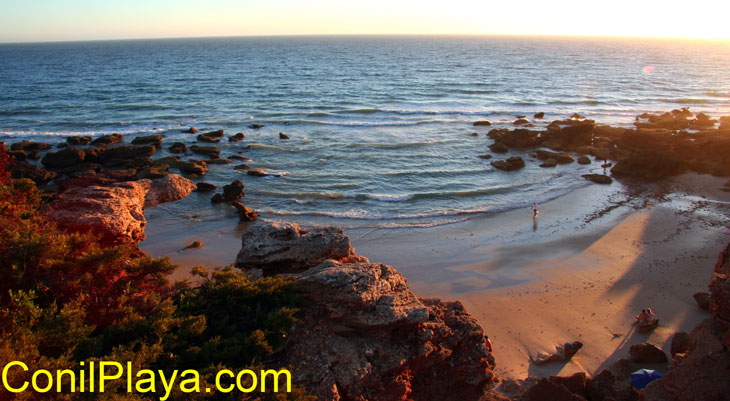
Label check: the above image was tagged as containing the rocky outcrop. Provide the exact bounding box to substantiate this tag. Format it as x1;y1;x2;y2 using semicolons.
287;275;495;400
131;135;163;147
235;220;362;273
44;174;195;244
582;174;612;184
229;133;245;142
235;221;496;400
190;145;220;159
641;241;730;401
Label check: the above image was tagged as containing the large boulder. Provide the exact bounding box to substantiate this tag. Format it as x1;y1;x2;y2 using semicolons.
11;140;51;153
44;174;195;244
235;220;361;273
190;145;220;159
85;145;157;168
286;260;495;400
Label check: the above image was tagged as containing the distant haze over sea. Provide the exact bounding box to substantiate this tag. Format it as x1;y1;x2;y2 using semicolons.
2;36;729;228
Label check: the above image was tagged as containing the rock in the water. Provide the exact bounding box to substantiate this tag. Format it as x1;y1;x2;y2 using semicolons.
235;220;360;272
183;127;198;134
629;343;668;363
514;118;530;125
222;179;244;201
473;120;492;126
195;182;216;192
45;174;195;244
489;142;509;153
210;193;225;204
229;133;245;142
168;142;186;153
41;147;86;169
478;154;493;159
540;158;557;168
196;133;221;143
582;174;612;184
67;136;92;146
491;157;525;171
91;134;124;146
534;112;545;119
246;168;267;177
232;201;258;221
131;135;163;147
279;132;290;140
694;292;711;311
497;129;541;148
248;124;264;129
577;155;591;164
206;158;231;165
535;150;574;164
85;145;157;168
190;145;220;159
205;129;224;138
11;140;51;152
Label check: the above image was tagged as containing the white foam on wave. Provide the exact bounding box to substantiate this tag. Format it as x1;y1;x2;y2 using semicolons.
365;194;413;202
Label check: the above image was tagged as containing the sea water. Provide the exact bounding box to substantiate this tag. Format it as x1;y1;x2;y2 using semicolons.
1;35;729;229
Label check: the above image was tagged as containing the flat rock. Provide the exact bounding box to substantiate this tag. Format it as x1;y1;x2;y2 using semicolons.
190;145;220;158
45;174;195;244
235;220;360;272
582;174;612;184
473;120;492;126
489;142;509;153
131;135;163;147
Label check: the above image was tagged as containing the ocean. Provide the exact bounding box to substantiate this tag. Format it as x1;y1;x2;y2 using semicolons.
2;35;729;229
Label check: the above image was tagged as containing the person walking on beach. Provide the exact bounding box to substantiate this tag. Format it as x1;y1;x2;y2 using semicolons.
532;202;539;218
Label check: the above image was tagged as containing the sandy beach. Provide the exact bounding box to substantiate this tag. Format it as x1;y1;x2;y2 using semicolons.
141;173;730;381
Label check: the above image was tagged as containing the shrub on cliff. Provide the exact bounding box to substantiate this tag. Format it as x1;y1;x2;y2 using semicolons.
0;144;312;400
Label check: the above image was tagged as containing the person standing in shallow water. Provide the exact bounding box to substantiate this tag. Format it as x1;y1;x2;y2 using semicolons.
532;202;539;218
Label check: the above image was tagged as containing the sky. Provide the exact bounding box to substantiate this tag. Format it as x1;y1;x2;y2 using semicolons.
1;0;729;43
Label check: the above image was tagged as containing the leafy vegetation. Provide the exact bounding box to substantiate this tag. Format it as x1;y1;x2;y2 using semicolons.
0;146;312;401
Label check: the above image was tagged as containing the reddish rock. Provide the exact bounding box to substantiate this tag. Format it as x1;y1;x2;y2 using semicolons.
497;129;541;148
489;142;509;153
169;142;186;153
229;133;245;142
195;182;216;192
286;260;495;401
235;220;362;272
183;127;198;134
90;134;123;146
629;343;668;363
693;292;711;311
45;174;195;244
190;145;220;159
131;135;163;147
232;201;258;222
473;120;492;126
196;133;221;143
279;132;290;140
222;179;243;201
7;160;57;184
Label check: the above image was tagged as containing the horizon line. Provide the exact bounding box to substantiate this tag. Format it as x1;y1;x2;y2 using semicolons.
2;32;730;45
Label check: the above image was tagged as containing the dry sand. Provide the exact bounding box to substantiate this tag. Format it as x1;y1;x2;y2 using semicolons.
352;173;730;380
142;173;730;380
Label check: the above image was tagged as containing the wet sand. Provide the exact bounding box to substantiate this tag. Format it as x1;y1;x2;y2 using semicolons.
141;173;730;380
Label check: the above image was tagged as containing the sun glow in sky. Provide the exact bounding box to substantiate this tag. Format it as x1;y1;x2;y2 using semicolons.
1;0;729;43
